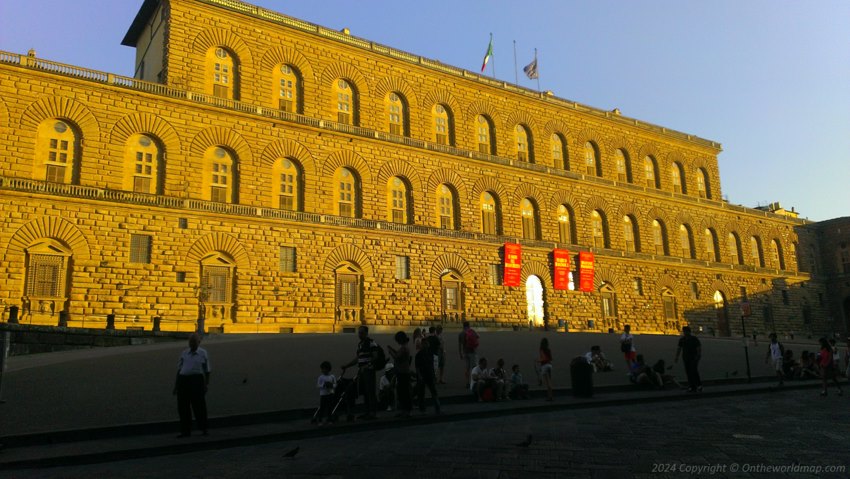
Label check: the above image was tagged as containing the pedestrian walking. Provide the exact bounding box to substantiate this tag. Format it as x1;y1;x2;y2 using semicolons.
341;325;382;420
620;324;636;366
173;333;211;437
674;326;702;393
537;337;553;401
458;321;479;384
817;337;843;397
387;331;412;417
765;333;786;386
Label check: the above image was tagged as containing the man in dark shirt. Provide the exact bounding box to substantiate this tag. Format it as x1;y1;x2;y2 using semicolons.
674;326;702;392
342;325;379;419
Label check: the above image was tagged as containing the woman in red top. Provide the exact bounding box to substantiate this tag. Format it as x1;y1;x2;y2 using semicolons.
818;337;843;397
538;338;553;401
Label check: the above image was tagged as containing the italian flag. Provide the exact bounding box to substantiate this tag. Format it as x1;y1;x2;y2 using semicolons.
480;35;493;73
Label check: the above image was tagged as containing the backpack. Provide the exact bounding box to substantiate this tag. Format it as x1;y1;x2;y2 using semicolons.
464;328;479;351
372;343;388;370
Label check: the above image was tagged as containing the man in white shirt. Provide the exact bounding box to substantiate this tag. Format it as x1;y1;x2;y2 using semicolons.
470;357;502;401
765;333;785;386
173;333;211;437
620;325;636;366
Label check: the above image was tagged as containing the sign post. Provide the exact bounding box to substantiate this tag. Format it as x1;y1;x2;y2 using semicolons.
740;301;752;383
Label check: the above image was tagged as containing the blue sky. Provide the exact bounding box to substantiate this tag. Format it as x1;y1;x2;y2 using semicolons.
1;0;847;221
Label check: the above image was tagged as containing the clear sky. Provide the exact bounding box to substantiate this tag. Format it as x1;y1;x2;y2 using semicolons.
1;0;847;221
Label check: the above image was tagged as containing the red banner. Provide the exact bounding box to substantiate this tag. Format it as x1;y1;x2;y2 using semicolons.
553;249;571;290
503;243;522;287
578;251;595;292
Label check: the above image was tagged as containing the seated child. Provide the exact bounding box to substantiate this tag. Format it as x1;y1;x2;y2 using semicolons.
510;364;530;399
492;358;509;400
584;345;614;372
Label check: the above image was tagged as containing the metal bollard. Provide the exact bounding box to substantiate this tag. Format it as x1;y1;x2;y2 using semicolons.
58;311;69;328
106;314;115;330
8;306;18;324
152;316;161;332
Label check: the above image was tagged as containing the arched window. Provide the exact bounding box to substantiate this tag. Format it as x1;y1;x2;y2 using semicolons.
200;252;236;323
662;288;679;330
436;184;458;230
480;192;500;235
623;215;638;253
334;79;355;125
334;167;359;218
273;158;302;211
123;133;161;194
680;224;695;259
750;236;764;267
600;282;617;321
696;168;710;199
335;262;363;324
771;239;785;270
644;156;659;189
387;176;411;224
208;47;237;99
515;124;532;162
25;239;72;317
441;270;465;323
204;146;235;203
433;104;452;145
386;92;407;136
653;220;668;255
704;228;719;262
671;162;686;194
520;198;539;240
551;134;567;170
592;210;608;248
274;64;300;113
476;115;494;154
727;232;742;265
615;149;631;183
584;142;600;176
557;204;574;244
37;119;79;184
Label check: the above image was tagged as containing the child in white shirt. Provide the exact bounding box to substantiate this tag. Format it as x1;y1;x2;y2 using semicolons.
316;361;336;425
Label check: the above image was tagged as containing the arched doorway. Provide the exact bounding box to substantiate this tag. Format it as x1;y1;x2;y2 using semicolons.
714;291;730;336
526;275;545;328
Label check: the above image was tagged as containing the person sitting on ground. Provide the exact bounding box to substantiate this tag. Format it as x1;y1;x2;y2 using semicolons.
629;354;663;388
492;358;509;400
799;351;819;379
652;359;683;389
782;349;800;380
509;364;530;399
584;345;614;372
470;357;502;402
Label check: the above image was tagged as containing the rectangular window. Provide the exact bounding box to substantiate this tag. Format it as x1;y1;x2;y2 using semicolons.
440;215;452;229
27;254;63;297
339;274;359;307
633;277;643;295
337;112;351;125
444;283;460;311
392;209;405;224
213;84;228;98
489;264;503;286
739;286;748;301
129;234;152;264
178;218;188;229
45;164;66;183
279;99;293;112
389;123;401;136
482;211;496;235
395;256;409;280
280;246;296;273
435;133;448;145
133;176;152;194
338;202;353;218
601;294;617;318
479;143;489;154
204;266;231;303
176;272;186;283
690;281;699;299
279;195;293;211
210;186;228;203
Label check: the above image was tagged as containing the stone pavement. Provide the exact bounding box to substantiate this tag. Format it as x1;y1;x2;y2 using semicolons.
1;329;843;476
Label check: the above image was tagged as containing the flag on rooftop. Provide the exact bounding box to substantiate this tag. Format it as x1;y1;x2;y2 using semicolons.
523;53;538;80
481;34;494;73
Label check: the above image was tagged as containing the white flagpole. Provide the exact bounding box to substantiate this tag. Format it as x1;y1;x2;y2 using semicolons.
513;40;519;85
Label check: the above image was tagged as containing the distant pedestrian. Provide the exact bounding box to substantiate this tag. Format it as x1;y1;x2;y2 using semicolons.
173;333;211;437
817;337;842;397
537;337;553;401
387;331;412;417
620;324;636;366
458;321;479;384
765;333;785;386
674;326;702;393
341;325;381;420
435;325;447;384
315;361;336;425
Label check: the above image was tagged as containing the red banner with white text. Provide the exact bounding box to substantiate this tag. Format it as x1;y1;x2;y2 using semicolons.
503;243;522;287
553;249;571;290
578;251;595;292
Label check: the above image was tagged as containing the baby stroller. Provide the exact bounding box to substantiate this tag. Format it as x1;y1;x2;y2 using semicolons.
330;370;359;422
